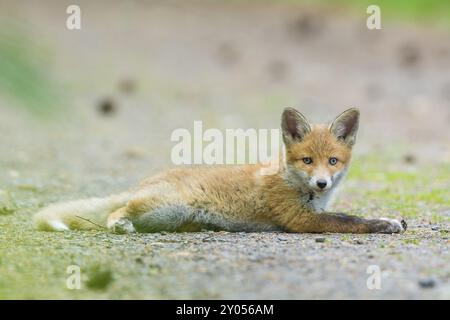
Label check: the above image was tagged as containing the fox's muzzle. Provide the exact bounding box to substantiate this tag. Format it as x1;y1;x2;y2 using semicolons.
309;175;333;191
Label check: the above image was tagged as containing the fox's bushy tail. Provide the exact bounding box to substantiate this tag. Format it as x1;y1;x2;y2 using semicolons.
34;192;132;231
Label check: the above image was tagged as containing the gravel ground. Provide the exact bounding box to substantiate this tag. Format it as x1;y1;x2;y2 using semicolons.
0;0;449;299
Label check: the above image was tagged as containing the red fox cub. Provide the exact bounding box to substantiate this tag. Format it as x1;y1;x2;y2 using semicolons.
34;108;406;234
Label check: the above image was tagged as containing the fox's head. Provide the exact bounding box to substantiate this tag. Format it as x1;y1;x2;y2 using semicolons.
281;107;359;194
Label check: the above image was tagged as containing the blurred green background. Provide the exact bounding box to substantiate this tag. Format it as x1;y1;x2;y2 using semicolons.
1;0;450;116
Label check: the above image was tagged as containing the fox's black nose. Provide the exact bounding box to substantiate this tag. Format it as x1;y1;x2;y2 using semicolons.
316;180;327;189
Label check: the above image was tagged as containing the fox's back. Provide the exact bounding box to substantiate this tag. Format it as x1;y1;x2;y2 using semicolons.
137;165;273;219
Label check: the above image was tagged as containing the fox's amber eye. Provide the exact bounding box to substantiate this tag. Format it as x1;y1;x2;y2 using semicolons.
302;157;313;165
329;157;338;165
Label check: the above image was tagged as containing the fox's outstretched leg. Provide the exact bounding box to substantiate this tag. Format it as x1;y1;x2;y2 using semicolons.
106;182;183;233
285;212;407;234
107;207;136;234
106;203;194;234
106;196;169;234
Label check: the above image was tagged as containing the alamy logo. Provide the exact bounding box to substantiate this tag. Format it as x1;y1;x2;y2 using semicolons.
366;5;381;30
171;121;281;175
66;265;81;290
366;265;382;290
66;5;81;30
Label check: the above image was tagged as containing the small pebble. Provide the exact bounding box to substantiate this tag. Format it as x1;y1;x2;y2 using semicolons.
135;257;144;264
289;12;323;38
399;42;421;67
267;60;289;81
124;146;146;159
431;226;439;231
216;43;240;66
418;278;436;289
98;98;116;116
249;256;264;262
354;239;364;245
403;154;416;164
315;237;326;243
118;78;136;94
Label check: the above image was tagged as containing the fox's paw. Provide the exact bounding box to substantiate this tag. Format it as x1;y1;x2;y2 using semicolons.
378;218;407;234
108;218;136;234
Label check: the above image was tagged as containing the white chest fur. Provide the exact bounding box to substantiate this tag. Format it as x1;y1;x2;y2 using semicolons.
310;187;338;212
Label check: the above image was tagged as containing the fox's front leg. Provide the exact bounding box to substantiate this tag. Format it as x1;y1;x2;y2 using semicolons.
287;212;407;234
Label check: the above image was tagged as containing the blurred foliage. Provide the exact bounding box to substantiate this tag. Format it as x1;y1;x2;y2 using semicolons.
0;21;62;117
0;0;448;118
334;0;450;25
0;206;16;216
244;0;450;26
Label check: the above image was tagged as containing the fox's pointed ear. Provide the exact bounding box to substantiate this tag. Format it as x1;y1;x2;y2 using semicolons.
281;107;311;146
329;108;360;147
